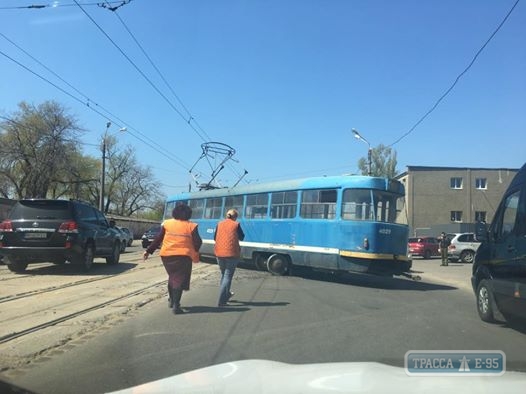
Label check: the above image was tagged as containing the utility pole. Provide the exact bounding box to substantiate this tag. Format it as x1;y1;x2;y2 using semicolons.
99;122;111;212
351;128;372;176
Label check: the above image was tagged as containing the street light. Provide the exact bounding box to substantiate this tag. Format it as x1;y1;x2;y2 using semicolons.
351;128;372;176
99;123;127;212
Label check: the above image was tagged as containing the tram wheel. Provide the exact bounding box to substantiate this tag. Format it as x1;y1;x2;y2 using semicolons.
267;254;290;276
254;254;267;271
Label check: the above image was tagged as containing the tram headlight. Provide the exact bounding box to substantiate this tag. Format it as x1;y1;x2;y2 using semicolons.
363;237;369;250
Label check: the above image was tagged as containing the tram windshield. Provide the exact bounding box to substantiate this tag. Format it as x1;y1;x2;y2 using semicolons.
341;189;407;224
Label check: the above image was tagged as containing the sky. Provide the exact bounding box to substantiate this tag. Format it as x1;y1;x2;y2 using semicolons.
1;0;525;198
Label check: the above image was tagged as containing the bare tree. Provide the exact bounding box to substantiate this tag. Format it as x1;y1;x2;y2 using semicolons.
0;101;165;219
0;101;83;198
102;138;164;216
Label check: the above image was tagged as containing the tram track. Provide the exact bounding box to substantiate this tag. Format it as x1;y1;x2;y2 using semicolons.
0;258;163;304
0;258;216;348
0;279;167;344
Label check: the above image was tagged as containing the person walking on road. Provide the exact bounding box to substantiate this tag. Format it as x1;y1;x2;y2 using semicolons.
214;209;245;307
143;203;202;314
439;232;450;266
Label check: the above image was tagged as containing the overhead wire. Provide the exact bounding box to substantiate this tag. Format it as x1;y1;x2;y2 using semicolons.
0;46;190;170
0;1;126;10
388;0;522;147
73;0;210;142
107;4;212;142
100;1;248;184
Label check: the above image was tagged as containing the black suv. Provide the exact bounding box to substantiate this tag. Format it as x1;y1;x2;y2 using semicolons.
0;199;122;272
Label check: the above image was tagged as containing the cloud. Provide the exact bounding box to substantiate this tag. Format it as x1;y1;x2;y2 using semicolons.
30;12;84;26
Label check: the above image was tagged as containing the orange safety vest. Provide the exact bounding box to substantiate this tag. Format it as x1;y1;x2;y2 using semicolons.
214;219;241;258
160;219;199;262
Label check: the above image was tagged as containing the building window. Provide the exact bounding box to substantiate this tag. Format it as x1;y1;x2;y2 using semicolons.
475;178;487;190
450;177;463;189
475;211;486;223
451;211;462;222
300;189;337;219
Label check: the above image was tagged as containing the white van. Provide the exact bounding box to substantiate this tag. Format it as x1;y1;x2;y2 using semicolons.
471;163;526;324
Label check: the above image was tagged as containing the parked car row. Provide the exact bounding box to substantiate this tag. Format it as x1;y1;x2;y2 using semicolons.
408;232;481;264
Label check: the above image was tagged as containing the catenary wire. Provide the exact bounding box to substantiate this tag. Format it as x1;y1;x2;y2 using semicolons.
0;48;190;170
0;31;191;169
0;1;126;10
73;0;209;142
388;0;521;147
101;1;247;184
107;6;213;142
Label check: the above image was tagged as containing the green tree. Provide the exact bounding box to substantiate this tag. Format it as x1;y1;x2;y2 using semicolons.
357;144;398;178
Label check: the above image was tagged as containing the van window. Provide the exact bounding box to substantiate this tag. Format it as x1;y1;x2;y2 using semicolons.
493;190;520;241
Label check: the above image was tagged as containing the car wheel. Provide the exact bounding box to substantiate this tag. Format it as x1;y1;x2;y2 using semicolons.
267;254;290;276
476;279;496;323
120;241;126;253
423;250;431;259
106;243;121;265
460;250;475;263
6;257;29;273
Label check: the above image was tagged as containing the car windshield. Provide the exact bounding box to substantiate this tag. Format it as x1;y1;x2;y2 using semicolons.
0;2;524;394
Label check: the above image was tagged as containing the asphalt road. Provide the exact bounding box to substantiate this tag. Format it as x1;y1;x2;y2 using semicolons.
5;259;526;393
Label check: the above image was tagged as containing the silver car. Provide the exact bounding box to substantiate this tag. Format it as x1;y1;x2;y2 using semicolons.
447;232;481;263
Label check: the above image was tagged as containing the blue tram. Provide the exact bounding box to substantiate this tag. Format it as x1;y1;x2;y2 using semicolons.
164;175;411;276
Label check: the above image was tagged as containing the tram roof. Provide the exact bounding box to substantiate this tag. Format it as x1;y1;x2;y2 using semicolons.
168;175;404;200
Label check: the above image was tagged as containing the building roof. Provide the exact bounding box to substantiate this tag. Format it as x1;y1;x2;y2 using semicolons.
396;165;520;179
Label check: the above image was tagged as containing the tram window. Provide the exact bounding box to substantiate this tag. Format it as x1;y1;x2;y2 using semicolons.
164;201;177;219
271;191;297;219
189;199;204;219
341;189;373;221
225;195;244;217
245;193;269;219
204;197;222;219
300;189;337;219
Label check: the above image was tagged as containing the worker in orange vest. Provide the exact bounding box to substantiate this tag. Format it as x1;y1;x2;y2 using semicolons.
143;203;202;314
214;208;245;307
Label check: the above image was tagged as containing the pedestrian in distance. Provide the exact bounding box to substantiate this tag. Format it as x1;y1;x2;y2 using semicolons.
214;208;245;307
143;202;202;314
439;232;450;266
